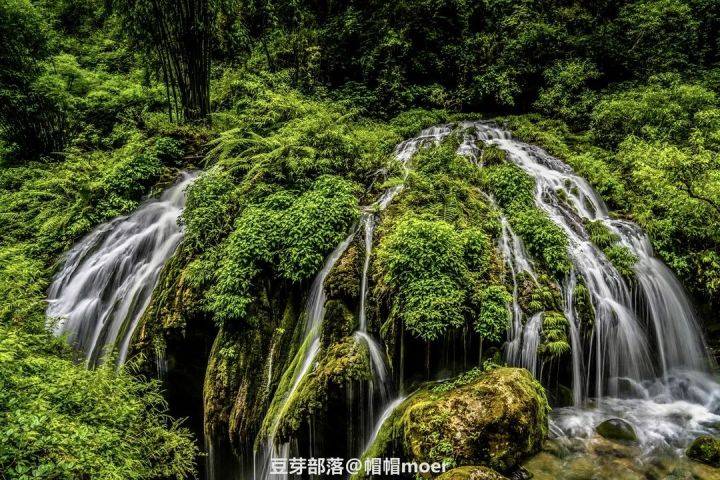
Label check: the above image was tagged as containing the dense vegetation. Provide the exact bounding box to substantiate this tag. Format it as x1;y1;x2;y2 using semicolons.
2;0;720;477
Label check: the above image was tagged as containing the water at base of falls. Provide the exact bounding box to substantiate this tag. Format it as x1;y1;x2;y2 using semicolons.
46;171;197;365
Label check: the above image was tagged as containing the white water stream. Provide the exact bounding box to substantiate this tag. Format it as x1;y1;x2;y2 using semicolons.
46;172;197;365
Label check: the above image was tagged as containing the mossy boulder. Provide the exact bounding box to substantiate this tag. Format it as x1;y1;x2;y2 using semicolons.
437;466;508;480
367;367;549;474
595;418;638;443
686;435;720;467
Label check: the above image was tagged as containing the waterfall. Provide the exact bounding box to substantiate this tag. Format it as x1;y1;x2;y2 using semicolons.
519;313;543;378
46;172;197;365
466;122;719;453
253;126;454;479
497;216;538;367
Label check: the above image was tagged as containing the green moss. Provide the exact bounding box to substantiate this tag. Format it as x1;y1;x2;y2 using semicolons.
321;299;357;346
687;435;720;467
325;243;361;302
275;337;371;441
362;367;549;474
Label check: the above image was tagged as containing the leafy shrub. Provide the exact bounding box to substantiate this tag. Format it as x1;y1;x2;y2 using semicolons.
0;326;197;479
206;175;358;325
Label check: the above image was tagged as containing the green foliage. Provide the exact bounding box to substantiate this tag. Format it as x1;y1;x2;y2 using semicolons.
591;74;717;148
535;60;599;127
476;286;512;343
539;311;570;359
206;176;358;325
377;215;471;341
483;163;571;277
0;326;197;479
374;139;510;343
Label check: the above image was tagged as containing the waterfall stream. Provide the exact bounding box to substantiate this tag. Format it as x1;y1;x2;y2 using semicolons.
46;172;197;365
467;122;720;455
256;126;453;478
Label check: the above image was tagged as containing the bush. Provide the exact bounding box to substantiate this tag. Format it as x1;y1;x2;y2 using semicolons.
0;327;197;479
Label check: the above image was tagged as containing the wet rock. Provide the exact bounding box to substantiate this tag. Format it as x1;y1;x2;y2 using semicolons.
595;418;638;443
366;367;549;474
437;466;508;480
686;435;720;467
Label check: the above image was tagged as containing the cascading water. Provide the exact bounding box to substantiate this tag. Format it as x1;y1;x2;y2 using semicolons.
46;172;197;365
498;216;538;368
253;127;454;478
467;121;720;455
519;313;543;378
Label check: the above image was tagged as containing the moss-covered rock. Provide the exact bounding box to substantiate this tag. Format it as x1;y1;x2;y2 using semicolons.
326;242;360;302
595;418;638;444
686;435;720;467
366;367;549;474
437;466;508;480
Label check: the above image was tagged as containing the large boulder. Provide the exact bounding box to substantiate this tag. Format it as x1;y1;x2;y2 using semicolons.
366;367;549;474
595;418;638;443
686;435;720;467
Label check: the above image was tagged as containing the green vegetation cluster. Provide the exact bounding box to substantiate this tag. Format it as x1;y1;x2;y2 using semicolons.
0;327;197;479
374;139;510;344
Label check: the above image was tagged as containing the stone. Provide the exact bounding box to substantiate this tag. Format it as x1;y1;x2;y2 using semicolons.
595;418;638;443
366;367;549;474
686;435;720;467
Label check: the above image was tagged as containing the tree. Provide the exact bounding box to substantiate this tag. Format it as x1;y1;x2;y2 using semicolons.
0;0;67;160
116;0;213;122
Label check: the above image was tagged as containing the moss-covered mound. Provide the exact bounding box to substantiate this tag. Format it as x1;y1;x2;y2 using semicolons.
275;336;371;441
687;435;720;467
368;367;549;473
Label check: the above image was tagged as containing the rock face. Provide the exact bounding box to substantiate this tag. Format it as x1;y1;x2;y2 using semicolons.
687;435;720;467
367;367;549;474
438;466;508;480
595;418;638;443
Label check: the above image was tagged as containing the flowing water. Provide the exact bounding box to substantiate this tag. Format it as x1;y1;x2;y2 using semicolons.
520;313;543;378
498;216;538;368
464;122;720;460
253;126;454;478
46;172;197;365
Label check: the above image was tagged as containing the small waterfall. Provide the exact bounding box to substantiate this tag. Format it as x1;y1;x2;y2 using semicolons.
363;395;407;457
478;126;658;398
609;219;708;373
520;313;543;378
255;233;355;479
46;172;197;365
497;216;538;367
255;125;453;478
564;270;584;406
